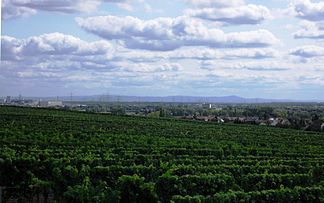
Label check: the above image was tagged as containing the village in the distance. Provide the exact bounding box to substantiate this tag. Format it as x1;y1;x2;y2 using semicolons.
2;94;324;132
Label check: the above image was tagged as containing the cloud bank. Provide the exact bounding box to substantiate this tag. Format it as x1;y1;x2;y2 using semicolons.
76;15;279;51
185;0;271;25
292;0;324;21
290;45;324;58
2;0;127;20
1;33;114;61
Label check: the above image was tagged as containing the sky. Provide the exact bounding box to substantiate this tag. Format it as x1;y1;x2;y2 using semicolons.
1;0;324;100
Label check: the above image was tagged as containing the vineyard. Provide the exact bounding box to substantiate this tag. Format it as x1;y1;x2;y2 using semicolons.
0;106;323;203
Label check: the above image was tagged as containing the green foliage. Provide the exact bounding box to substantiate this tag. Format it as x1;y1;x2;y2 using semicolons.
117;175;158;203
148;111;161;118
0;106;323;202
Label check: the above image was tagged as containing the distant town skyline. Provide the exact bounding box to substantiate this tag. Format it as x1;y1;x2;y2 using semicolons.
1;0;324;100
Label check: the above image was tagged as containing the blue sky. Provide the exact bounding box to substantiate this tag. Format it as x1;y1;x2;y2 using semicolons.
1;0;324;100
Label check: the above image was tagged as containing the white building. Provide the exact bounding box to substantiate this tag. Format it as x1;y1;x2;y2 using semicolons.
5;96;11;104
39;101;64;107
48;101;63;107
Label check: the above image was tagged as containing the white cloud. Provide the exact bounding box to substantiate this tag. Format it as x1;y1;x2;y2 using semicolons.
290;45;324;58
290;0;324;40
294;20;324;39
191;59;324;92
76;15;279;51
184;0;271;25
2;0;36;20
2;33;278;67
186;4;272;25
143;3;153;13
185;0;245;8
13;0;101;13
1;0;127;20
121;62;182;73
1;1;324;98
116;2;134;12
291;0;324;21
1;33;184;92
1;33;114;61
1;36;23;60
200;60;292;72
167;48;278;60
1;33;294;97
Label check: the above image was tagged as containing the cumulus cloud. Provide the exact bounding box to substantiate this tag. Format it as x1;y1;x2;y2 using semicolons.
290;1;324;40
185;0;245;8
1;1;324;98
1;33;184;89
99;47;277;64
294;21;324;39
2;0;37;20
12;0;101;13
1;36;23;60
1;33;287;96
166;48;278;60
200;60;291;72
291;0;324;21
2;33;278;66
2;33;324;97
1;33;114;61
76;15;279;51
294;29;324;39
186;4;272;25
184;0;271;25
290;45;324;58
1;0;127;20
120;62;182;73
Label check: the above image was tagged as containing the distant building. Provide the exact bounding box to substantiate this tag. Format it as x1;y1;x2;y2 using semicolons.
39;101;47;107
24;100;38;107
196;115;216;122
39;101;64;107
279;119;291;127
202;103;212;109
196;116;209;122
270;118;279;127
49;101;64;107
5;96;11;104
0;99;4;104
246;117;260;124
270;121;279;127
216;117;224;123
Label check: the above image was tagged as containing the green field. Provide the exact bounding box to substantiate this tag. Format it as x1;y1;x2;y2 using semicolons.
0;106;323;202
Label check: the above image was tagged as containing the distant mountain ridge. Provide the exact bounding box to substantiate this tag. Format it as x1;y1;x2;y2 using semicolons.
23;95;322;103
